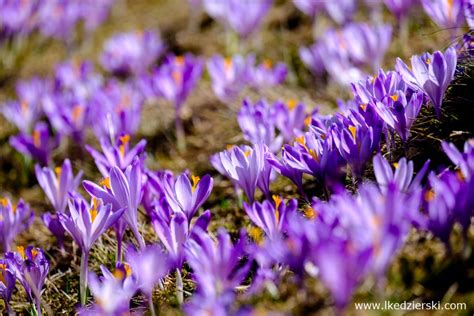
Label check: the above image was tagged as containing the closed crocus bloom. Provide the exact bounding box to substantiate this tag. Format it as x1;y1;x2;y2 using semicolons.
0;198;34;252
0;259;16;313
6;246;49;315
86;134;147;177
273;99;306;142
101;30;165;76
244;196;297;241
35;159;83;213
207;54;253;102
373;153;430;193
41;212;67;249
162;173;213;220
226;0;272;39
422;0;464;32
293;0;325;18
396;47;457;118
10;121;58;166
211;143;271;202
299;43;326;76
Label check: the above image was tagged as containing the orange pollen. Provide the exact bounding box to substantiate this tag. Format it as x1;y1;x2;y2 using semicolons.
272;195;282;224
119;134;130;158
12;204;17;214
191;175;200;193
72;105;83;122
33;130;41;148
224;58;233;72
390;95;399;102
360;104;367;111
100;177;111;190
456;170;465;182
0;198;8;208
304;116;312;126
31;249;38;260
124;263;132;277
172;71;182;84
244;150;252;158
175;56;185;66
304;206;317;219
248;226;264;245
287;99;297;110
349;126;357;141
90;198;100;223
17;246;25;260
295;136;306;146
55;167;62;180
424;190;435;202
263;59;273;69
113;268;125;280
0;263;6;270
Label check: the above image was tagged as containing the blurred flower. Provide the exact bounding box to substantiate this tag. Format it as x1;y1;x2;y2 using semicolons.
325;0;357;25
1;99;43;134
207;54;253;102
41;213;67;249
442;140;474;180
0;258;16;313
101;31;165;76
0;198;34;252
293;0;325;18
249;59;287;90
225;0;272;39
384;0;417;21
421;0;464;33
396;46;457;118
10;121;58;166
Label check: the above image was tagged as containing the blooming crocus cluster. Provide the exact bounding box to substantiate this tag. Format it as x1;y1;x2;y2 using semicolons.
300;23;392;86
4;246;49;315
101;31;165;76
0;198;34;252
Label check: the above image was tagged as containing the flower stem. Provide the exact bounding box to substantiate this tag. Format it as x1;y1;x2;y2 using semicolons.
175;108;186;153
80;251;89;306
148;293;156;316
132;226;146;249
176;268;183;305
35;297;42;316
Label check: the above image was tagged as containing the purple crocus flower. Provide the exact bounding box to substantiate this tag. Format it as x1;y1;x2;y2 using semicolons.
59;195;124;305
373;153;430;193
273;99;306;142
41;213;66;250
83;158;145;256
325;0;357;25
125;245;170;311
37;0;81;40
89;80;145;140
422;0;464;35
86;134;147;177
0;198;34;252
293;0;325;18
6;246;49;315
85;264;137;315
210;143;271;202
267;149;305;197
249;59;287;90
442;140;474;180
35;159;83;213
0;259;16;314
9;121;58;166
374;91;424;144
244;196;297;241
54;59;102;101
237;99;283;153
101;30;165;76
207;54;253;102
396;46;457;118
162;173;213;220
384;0;417;21
225;0;272;39
184;228;250;313
1;98;42;133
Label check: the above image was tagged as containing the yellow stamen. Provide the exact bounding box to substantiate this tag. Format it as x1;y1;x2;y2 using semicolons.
244;150;251;158
262;59;273;69
17;246;25;260
172;71;182;84
456;170;465;182
175;56;185;66
224;58;233;72
0;198;8;208
348;126;357;141
390;95;399;102
248;226;264;245
31;248;38;260
360;104;367;111
304;206;317;219
12;204;17;214
113;268;125;280
119;134;130;158
123;263;132;277
304;116;312;126
425;58;431;65
72;105;83;122
295;136;306;146
90;198;100;223
287;99;297;110
424;190;435;202
191;175;200;193
393;162;399;169
0;264;5;284
20;100;29;113
226;144;235;151
447;0;454;19
100;177;111;190
55;167;62;181
33;130;41;148
272;195;282;224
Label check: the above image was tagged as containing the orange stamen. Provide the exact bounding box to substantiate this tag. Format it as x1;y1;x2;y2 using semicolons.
100;177;111;190
191;175;200;193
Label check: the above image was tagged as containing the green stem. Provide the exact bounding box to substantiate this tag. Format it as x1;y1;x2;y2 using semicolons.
176;268;183;305
80;251;89;306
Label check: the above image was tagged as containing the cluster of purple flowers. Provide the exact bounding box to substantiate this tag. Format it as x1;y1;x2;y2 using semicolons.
0;0;114;42
1;0;473;314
